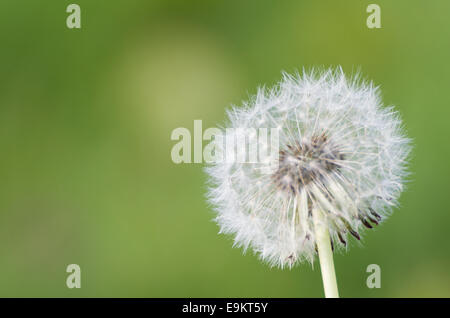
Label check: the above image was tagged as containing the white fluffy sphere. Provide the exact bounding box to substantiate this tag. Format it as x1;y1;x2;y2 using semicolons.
205;68;411;268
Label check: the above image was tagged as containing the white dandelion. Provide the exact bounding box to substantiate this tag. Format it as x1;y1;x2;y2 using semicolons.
205;67;411;297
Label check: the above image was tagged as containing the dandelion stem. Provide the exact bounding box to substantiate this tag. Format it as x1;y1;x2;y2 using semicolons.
313;208;339;298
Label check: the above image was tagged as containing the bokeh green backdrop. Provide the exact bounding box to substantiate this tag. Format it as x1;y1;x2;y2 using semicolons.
0;0;449;297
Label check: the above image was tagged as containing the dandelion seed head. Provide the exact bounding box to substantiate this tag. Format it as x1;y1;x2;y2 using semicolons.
205;67;412;268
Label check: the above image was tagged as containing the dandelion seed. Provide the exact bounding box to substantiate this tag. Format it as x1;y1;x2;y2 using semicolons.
205;67;411;297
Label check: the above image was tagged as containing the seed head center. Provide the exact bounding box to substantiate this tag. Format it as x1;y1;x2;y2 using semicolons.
272;134;343;195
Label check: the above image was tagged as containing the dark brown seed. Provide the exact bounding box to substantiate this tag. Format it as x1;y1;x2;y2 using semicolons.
367;215;379;225
349;229;361;240
369;208;382;221
338;232;347;246
361;218;373;229
330;238;334;252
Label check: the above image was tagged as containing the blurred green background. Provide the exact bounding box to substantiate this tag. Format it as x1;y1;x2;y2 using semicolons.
0;0;449;297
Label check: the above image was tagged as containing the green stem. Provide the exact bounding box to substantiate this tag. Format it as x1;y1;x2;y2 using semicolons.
313;208;339;298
